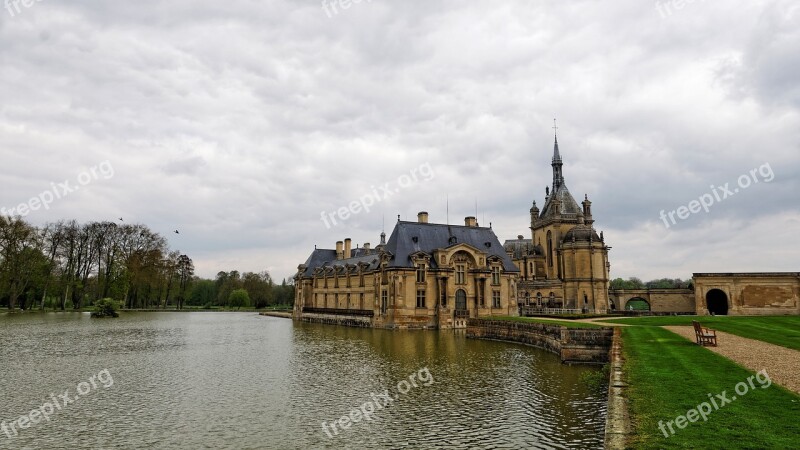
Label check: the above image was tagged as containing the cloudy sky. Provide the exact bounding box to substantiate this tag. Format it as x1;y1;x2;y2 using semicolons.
1;0;798;281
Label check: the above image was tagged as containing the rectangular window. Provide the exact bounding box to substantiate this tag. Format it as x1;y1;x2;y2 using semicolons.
347;293;351;308
359;272;365;287
381;290;388;315
346;274;351;288
416;264;426;283
335;293;339;308
334;275;339;288
456;265;466;285
492;291;501;308
359;293;364;309
416;289;426;308
492;266;501;285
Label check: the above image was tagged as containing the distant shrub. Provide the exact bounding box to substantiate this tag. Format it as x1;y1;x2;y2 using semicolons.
91;298;120;318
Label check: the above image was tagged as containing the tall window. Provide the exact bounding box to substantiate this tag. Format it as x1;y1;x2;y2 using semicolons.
456;265;466;285
416;264;426;283
536;292;542;306
346;273;351;288
334;274;339;288
347;293;351;308
324;293;328;308
335;293;339;308
359;293;364;309
525;292;531;306
491;266;501;285
416;290;426;308
359;270;365;287
492;291;501;308
547;231;553;268
381;290;388;314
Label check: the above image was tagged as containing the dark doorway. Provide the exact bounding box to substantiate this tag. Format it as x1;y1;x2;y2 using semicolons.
455;289;467;311
706;289;728;315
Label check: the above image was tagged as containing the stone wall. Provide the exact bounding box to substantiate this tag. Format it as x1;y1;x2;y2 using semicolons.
608;289;695;313
466;319;613;364
693;273;800;315
297;312;373;328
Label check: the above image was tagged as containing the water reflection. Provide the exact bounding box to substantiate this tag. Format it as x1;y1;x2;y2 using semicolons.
0;313;605;449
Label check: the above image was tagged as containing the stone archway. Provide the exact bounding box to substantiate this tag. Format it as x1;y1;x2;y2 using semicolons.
706;289;729;315
625;297;650;311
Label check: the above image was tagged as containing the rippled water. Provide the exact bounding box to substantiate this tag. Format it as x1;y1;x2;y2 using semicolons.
0;312;606;449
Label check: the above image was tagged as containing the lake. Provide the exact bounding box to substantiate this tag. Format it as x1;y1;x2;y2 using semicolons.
0;312;606;449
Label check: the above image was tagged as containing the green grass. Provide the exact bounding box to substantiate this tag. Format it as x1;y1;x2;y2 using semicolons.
488;316;605;328
606;316;800;350
622;326;800;449
524;313;622;320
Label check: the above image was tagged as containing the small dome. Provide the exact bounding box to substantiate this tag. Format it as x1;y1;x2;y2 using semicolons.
562;226;601;244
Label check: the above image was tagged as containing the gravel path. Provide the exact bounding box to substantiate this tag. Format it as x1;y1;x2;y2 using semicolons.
663;325;800;395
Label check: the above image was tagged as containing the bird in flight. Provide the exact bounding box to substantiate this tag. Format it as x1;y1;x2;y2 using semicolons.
174;230;180;234
118;217;123;221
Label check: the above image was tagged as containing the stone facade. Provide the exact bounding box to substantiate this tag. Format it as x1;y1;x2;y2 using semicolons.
693;273;800;316
294;215;520;329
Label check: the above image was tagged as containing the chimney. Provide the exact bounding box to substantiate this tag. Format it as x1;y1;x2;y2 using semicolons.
418;211;429;224
336;241;344;260
344;238;352;259
363;242;370;252
465;216;477;227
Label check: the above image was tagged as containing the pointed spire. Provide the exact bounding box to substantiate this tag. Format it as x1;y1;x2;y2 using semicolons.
552;118;561;162
551;119;564;189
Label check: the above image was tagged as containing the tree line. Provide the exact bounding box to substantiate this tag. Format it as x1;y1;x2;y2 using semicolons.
610;277;693;290
0;216;293;311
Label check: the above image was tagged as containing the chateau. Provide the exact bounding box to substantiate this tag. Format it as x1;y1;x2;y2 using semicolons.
294;131;799;328
293;214;519;329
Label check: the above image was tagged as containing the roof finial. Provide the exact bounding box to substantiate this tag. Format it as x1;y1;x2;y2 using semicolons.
553;118;558;138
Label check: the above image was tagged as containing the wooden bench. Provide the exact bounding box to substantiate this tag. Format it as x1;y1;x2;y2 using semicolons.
692;321;717;347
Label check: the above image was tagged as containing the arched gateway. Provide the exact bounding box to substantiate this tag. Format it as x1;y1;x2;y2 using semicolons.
706;289;729;315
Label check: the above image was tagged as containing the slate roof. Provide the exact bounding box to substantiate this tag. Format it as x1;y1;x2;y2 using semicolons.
384;221;519;271
298;247;381;277
539;183;582;217
298;221;519;277
503;238;543;258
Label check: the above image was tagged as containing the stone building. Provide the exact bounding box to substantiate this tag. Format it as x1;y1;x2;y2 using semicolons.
693;273;800;315
294;213;519;329
504;134;612;313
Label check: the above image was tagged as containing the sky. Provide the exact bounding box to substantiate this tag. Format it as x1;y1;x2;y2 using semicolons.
1;0;798;282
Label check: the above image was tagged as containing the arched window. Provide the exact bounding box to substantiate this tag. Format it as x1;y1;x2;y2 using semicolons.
525;292;531;306
548;292;555;306
536;292;542;306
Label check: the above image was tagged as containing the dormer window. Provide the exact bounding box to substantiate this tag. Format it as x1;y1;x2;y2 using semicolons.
416;264;426;283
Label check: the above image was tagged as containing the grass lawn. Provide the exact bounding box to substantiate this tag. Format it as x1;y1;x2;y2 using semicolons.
488;316;605;328
623;326;800;449
606;316;800;350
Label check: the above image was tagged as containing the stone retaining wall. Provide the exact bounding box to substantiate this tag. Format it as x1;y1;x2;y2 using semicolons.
466;319;613;364
298;313;373;328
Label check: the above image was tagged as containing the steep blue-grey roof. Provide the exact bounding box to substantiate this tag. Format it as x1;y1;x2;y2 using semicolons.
298;247;380;277
384;221;519;272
